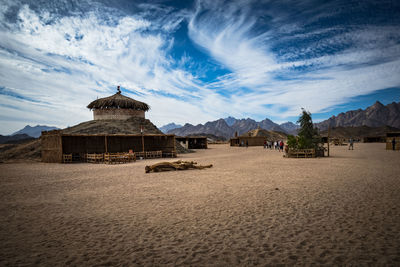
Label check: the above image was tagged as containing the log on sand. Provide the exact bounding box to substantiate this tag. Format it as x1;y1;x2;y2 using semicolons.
145;160;213;173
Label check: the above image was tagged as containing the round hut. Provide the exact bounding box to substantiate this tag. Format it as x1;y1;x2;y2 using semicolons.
87;86;150;120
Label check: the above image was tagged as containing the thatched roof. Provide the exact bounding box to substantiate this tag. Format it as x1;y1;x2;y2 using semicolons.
87;92;150;111
241;128;287;139
62;117;161;135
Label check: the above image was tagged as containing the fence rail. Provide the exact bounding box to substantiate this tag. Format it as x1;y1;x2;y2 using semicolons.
104;152;136;164
286;148;315;158
86;153;104;163
62;150;176;164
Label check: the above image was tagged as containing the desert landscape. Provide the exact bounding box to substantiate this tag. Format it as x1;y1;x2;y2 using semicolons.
0;143;399;265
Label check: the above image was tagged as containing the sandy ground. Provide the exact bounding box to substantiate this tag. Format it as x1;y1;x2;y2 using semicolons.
0;143;399;266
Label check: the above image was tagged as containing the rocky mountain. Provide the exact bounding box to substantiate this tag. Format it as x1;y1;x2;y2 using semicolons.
159;123;182;133
279;122;300;135
316;101;400;131
231;118;260;136
319;125;399;139
12;125;59;138
166;101;400;139
169;119;234;138
224;116;237;126
168;117;286;139
259;118;285;132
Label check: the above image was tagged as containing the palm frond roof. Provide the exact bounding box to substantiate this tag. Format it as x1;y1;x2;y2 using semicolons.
87;91;150;111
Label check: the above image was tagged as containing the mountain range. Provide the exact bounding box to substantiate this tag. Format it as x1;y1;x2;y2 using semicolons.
0;125;59;144
315;101;400;131
12;125;59;138
5;101;400;142
319;125;399;139
159;123;182;133
167;118;298;139
165;101;400;139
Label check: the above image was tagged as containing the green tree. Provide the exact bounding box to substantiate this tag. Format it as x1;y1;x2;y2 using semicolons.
288;109;321;149
295;109;322;149
287;135;298;149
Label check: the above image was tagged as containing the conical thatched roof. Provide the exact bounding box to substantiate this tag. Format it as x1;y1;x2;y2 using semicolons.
87;92;150;111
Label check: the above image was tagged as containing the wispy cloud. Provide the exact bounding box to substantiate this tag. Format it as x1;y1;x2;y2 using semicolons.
0;1;218;133
0;0;399;134
187;0;400;118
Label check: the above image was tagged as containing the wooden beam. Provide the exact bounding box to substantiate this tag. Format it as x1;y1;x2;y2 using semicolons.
105;135;108;153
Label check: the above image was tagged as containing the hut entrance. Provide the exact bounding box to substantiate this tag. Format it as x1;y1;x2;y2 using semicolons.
176;136;208;149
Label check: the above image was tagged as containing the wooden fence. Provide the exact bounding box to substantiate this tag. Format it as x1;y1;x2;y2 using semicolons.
286;148;316;158
62;150;176;164
104;152;136;164
86;153;104;163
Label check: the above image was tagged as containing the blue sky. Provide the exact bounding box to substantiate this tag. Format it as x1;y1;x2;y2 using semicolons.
0;0;399;134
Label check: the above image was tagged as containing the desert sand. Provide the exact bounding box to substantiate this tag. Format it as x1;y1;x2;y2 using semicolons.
0;143;399;265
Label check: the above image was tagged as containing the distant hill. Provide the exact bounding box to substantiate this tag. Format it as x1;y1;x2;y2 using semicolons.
159;123;182;133
0;139;41;162
316;101;400;131
12;125;59;138
0;134;35;144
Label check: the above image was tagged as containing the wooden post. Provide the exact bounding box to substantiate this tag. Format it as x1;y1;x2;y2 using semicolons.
327;126;330;157
142;134;145;154
141;125;145;158
105;135;108;153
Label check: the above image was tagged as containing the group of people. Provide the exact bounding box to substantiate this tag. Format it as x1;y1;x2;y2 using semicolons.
263;140;285;151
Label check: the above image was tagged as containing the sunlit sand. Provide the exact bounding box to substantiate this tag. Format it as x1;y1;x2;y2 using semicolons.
0;143;399;265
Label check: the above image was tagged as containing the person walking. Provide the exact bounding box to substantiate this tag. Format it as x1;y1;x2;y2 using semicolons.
392;138;396;151
264;140;267;149
246;140;248;148
349;138;354;150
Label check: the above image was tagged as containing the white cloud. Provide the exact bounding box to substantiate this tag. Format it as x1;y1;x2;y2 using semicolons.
0;3;217;134
0;0;400;135
186;0;400;119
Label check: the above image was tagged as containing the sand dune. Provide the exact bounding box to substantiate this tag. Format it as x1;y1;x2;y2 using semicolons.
0;143;399;265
